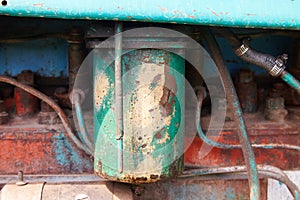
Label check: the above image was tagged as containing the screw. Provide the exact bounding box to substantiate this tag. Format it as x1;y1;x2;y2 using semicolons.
16;170;27;186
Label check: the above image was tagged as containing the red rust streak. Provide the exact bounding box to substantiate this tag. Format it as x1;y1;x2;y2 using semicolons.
206;7;219;17
158;5;167;12
33;3;44;7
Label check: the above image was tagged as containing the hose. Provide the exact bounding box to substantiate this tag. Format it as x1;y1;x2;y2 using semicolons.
216;27;300;94
73;91;94;153
196;88;300;151
0;75;93;155
203;29;260;200
182;165;300;200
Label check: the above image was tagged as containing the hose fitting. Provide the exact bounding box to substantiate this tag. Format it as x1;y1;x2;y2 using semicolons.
234;41;286;77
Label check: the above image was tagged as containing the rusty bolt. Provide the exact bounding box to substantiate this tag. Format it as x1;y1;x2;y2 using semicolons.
16;170;27;186
265;97;285;110
264;97;287;122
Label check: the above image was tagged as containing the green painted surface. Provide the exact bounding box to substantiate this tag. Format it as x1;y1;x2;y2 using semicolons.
0;0;300;29
94;49;184;183
282;72;300;92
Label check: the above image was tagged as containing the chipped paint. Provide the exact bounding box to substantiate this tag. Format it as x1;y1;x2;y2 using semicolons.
94;74;111;111
1;1;300;29
94;49;185;183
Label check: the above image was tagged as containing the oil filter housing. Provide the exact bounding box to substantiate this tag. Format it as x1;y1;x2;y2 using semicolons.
94;49;185;183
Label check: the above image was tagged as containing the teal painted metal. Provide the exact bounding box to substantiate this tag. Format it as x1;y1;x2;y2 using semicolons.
281;72;300;93
94;49;184;183
1;0;300;29
52;133;93;172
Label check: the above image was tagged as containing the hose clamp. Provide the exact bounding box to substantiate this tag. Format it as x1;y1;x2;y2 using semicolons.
235;44;249;56
269;58;285;77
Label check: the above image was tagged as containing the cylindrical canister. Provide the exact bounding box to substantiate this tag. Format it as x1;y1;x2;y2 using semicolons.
94;49;185;183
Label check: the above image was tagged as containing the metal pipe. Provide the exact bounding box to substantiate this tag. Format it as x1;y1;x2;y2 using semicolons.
114;22;124;173
0;75;92;155
73;91;94;153
0;174;105;184
68;28;86;92
203;29;260;200
182;165;300;200
196;88;300;151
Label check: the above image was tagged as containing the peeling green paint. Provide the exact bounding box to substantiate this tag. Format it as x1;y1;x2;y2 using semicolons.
94;49;185;183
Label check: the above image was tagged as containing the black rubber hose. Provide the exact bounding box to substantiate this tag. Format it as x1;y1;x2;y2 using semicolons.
216;27;276;72
240;48;276;72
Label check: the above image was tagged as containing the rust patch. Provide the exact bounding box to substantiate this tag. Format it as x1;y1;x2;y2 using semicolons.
150;174;159;179
157;132;170;144
33;3;44;7
157;5;167;12
155;132;163;139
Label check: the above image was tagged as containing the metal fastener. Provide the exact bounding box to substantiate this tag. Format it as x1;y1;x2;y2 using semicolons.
16;170;27;186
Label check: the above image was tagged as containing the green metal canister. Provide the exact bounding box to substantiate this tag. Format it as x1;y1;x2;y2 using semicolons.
94;49;185;184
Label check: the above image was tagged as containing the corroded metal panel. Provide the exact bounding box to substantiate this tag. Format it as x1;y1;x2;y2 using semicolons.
0;122;93;174
0;1;299;29
185;113;300;169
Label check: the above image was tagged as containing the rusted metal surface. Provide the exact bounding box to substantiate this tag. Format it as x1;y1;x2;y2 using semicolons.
264;84;288;122
185;111;300;170
236;68;257;113
264;97;287;122
14;87;39;117
0;100;8;124
16;70;34;86
38;100;60;125
14;71;38;117
53;87;72;108
137;178;267;200
0;75;92;155
0;119;93;174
